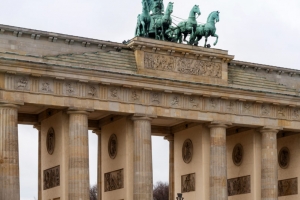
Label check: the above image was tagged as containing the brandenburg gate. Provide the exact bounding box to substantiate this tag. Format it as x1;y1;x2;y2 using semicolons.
0;23;299;200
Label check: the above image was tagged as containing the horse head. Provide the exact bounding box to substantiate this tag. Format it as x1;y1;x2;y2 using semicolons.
142;0;150;12
207;11;220;23
166;2;174;14
192;5;201;18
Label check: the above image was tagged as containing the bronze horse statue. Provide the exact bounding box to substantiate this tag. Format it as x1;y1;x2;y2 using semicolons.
189;11;220;47
173;5;201;43
135;0;151;37
154;2;174;40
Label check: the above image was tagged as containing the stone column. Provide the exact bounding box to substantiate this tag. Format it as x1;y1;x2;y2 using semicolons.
209;121;231;200
132;115;154;200
164;134;174;200
93;129;102;200
33;123;42;200
67;110;90;200
260;126;281;200
0;104;20;200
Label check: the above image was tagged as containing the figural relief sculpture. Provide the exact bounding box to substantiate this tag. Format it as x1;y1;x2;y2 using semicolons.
181;173;195;193
278;147;290;169
182;139;193;164
104;169;124;192
108;134;118;159
46;127;55;155
278;178;298;196
227;175;251;196
232;143;243;166
44;165;60;190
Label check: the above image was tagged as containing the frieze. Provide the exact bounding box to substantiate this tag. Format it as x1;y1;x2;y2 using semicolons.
43;165;60;190
6;75;300;123
104;169;124;192
144;52;222;78
181;173;195;193
227;175;251;196
278;178;298;196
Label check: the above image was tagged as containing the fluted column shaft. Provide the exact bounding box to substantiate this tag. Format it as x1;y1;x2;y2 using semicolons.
34;123;42;200
68;111;90;200
164;134;174;200
0;104;20;200
209;121;231;200
132;116;153;200
260;127;281;200
93;129;102;200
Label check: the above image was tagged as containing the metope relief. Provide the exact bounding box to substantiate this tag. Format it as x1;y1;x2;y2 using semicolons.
86;85;98;97
130;90;142;102
144;52;222;78
43;165;60;190
182;139;193;164
278;178;298;196
104;169;124;192
278;147;290;169
39;79;53;93
169;94;181;107
227;175;251;196
242;102;253;114
46;127;55;155
150;92;162;105
181;173;195;193
63;82;77;96
261;104;271;116
108;86;122;100
232;143;243;166
108;134;117;159
15;76;30;91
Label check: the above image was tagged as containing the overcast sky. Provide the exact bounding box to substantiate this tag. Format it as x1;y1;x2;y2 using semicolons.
1;0;300;199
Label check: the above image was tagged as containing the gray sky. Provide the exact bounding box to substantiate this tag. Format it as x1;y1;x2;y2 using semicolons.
1;0;299;199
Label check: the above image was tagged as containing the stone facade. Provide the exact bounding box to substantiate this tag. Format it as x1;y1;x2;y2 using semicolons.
0;24;300;200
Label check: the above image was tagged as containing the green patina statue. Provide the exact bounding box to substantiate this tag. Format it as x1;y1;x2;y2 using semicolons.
154;2;174;40
134;0;220;47
189;11;220;47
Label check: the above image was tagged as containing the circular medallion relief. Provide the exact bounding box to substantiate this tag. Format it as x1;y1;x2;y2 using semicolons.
108;134;118;159
232;143;243;166
46;127;55;155
182;139;193;164
278;147;290;169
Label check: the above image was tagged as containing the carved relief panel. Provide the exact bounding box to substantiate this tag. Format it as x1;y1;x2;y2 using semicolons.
43;165;60;190
150;92;162;105
104;169;124;192
278;147;290;169
187;96;200;109
86;84;99;98
182;139;193;164
15;76;30;91
46;127;55;155
108;134;117;159
181;173;195;193
39;78;54;93
144;52;222;79
129;89;142;103
227;175;251;196
232;143;243;166
63;81;78;96
278;178;298;196
169;94;182;108
107;86;123;101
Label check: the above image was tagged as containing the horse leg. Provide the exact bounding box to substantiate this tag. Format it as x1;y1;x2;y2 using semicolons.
141;21;146;36
212;33;219;46
161;25;165;40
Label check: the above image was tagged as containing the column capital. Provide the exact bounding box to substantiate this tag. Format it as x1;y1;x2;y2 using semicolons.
132;114;156;121
209;121;232;128
33;123;41;131
0;103;20;109
67;110;90;115
259;126;283;133
164;134;174;141
92;129;102;135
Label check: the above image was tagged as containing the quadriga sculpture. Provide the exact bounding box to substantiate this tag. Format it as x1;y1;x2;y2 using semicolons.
172;5;201;44
189;11;220;47
135;0;151;37
154;2;174;40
